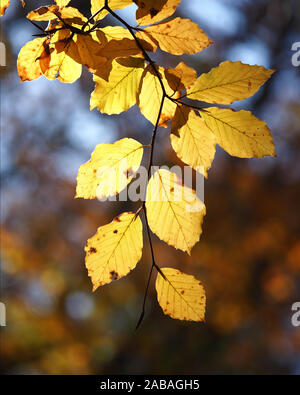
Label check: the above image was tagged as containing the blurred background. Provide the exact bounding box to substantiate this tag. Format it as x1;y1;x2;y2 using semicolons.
1;0;300;374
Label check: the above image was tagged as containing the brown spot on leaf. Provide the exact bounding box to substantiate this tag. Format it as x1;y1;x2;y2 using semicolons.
110;271;119;280
89;247;97;254
114;216;121;223
113;229;118;234
181;290;185;295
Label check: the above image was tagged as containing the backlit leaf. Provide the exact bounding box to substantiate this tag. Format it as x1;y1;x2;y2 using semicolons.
17;37;46;82
91;57;145;114
156;268;206;321
200;108;276;158
171;106;217;177
138;65;177;127
135;0;181;25
146;169;206;254
1;0;9;16
27;5;85;23
76;138;144;200
165;62;197;93
41;31;82;83
85;212;143;291
144;18;213;55
186;61;275;104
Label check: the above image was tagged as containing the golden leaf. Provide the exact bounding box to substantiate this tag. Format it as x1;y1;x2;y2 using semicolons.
144;18;213;55
73;33;107;72
76;138;144;200
165;62;197;93
17;37;46;82
85;212;143;291
146;169;206;254
135;0;181;25
91;57;145;114
0;0;9;16
138;65;177;127
171;106;217;177
41;31;82;83
200;107;276;158
186;61;275;104
156;268;206;321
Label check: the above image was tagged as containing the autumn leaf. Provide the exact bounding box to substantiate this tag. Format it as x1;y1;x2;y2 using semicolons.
27;5;85;24
146;169;206;254
171;106;217;177
0;0;9;16
17;37;47;82
135;0;181;25
138;65;177;127
40;30;82;83
85;212;143;291
143;18;213;55
200;108;276;158
186;61;275;104
76;138;144;200
156;268;206;321
165;62;197;93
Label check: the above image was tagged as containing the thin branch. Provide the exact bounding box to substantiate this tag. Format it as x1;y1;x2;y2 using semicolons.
103;2;167;96
82;6;106;31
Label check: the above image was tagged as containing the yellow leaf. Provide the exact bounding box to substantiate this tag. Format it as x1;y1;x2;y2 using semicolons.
96;38;143;59
144;18;212;55
1;0;9;16
146;169;206;254
186;61;275;104
101;26;133;40
76;138;144;200
41;32;82;83
135;0;181;25
200;108;276;158
171;106;217;178
156;268;206;321
91;57;145;114
27;5;86;24
91;0;133;21
165;62;197;93
17;37;46;82
138;65;177;127
85;212;143;291
74;33;107;72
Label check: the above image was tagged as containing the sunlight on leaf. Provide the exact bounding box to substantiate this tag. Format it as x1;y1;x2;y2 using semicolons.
171;106;217;178
200;108;276;158
76;138;144;200
156;268;206;321
85;212;143;291
186;61;275;104
138;65;177;127
91;57;145;114
135;0;181;25
144;18;213;55
146;169;206;254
